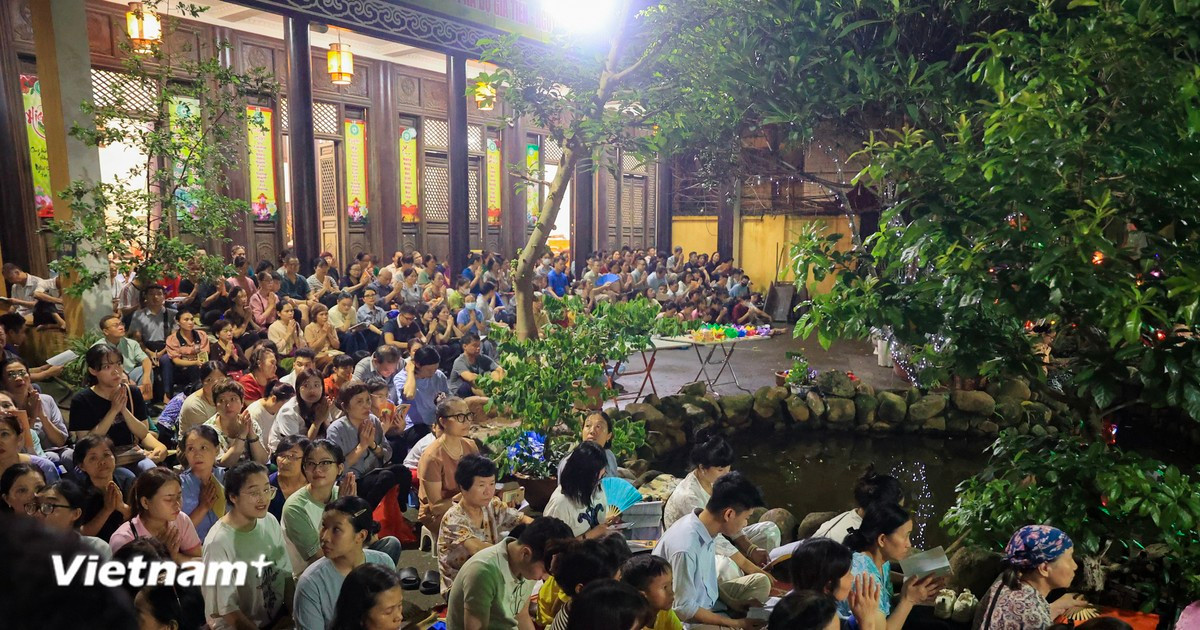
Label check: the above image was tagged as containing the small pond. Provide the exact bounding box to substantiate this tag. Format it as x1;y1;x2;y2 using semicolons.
733;433;993;550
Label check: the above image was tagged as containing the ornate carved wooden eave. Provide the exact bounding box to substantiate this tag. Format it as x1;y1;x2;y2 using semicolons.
224;0;549;57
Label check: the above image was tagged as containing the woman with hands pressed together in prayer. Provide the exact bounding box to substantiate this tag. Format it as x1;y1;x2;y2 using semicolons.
203;379;268;466
178;424;226;541
70;344;162;473
109;466;203;562
72;433;132;540
327;382;407;513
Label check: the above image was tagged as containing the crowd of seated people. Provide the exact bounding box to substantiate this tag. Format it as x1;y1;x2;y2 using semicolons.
0;243;863;630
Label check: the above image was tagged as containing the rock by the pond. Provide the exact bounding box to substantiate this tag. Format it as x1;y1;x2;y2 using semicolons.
1021;401;1052;424
806;391;827;420
720;394;754;424
989;377;1032;401
906;388;923;405
923;416;947;432
641;393;660;406
681;403;709;425
626;459;651;478
638;474;681;503
760;508;799;544
946;414;970;434
797;511;840;540
877;392;908;424
626;403;666;426
978;420;1000;435
854;393;878;425
908;394;948;422
816;370;856;398
747;506;768;526
1030;423;1048;437
1017;421;1031;435
949;546;1004;596
994;398;1024;427
679;381;708;397
633;470;663;489
951;390;996;416
855;381;876;396
656;395;688;419
826;397;856;424
753;386;790;419
786;395;811;423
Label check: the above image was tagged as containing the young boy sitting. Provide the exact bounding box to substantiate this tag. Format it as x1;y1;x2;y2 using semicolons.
623;554;684;630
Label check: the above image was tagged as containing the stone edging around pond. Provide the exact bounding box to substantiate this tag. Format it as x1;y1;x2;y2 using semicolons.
627;371;1075;463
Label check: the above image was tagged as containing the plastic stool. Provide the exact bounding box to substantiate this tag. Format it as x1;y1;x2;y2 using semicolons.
420;525;437;558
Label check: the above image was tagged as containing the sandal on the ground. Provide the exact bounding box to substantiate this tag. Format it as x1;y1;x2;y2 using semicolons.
419;569;440;595
399;566;420;590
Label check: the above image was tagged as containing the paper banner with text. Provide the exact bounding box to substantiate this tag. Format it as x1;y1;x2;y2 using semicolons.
345;119;368;222
486;137;502;225
21;75;53;219
399;126;419;222
246;106;277;220
526;142;540;224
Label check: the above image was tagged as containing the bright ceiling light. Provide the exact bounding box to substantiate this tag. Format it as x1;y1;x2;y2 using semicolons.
541;0;620;34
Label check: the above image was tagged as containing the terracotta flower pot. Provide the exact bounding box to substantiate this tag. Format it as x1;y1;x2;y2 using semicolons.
775;370;789;387
510;474;559;512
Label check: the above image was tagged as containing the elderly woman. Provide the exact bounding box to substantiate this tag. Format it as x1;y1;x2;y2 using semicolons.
437;454;531;593
973;526;1087;630
165;311;211;395
1;357;69;461
204;379;269;466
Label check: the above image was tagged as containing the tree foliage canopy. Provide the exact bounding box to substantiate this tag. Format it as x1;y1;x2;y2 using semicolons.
641;0;1200;424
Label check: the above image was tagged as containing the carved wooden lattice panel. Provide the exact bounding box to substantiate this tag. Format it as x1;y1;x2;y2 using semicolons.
426;119;449;149
647;165;657;244
468;124;483;153
313;102;339;135
622;152;646;174
607;169;618;238
632;177;645;228
91;69;156;115
317;143;340;256
621;176;635;229
279;97;289;132
423;161;449;222
543;137;563;164
468;167;480;223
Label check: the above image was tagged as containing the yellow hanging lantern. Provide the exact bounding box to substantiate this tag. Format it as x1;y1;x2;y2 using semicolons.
126;2;162;54
327;38;354;86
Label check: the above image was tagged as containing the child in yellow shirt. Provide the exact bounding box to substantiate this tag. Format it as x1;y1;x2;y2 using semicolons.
622;554;684;630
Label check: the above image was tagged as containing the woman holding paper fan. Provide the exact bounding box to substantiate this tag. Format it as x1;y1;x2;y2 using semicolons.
544;442;614;538
841;502;943;630
664;429;781;582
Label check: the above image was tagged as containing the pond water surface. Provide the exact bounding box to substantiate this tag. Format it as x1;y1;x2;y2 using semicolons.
733;433;994;549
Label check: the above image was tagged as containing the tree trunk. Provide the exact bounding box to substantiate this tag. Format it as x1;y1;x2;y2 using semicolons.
513;143;581;340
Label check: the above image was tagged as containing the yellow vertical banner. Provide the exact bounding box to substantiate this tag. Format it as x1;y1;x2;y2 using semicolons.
345;119;368;222
486;137;501;225
21;75;53;218
526;142;540;224
399;125;419;222
246;106;277;221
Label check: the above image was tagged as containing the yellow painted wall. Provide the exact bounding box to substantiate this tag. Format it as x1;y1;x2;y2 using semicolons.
669;216;719;257
739;215;855;295
670;214;855;296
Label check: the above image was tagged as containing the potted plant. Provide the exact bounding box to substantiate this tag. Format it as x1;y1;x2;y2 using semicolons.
479;296;658;508
779;351;814;392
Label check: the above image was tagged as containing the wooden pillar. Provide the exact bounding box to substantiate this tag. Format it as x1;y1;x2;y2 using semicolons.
0;0;44;275
571;156;594;277
446;53;470;278
656;160;673;253
373;63;399;256
717;178;735;260
595;164;609;253
31;0;109;335
500;109;527;258
285;17;319;272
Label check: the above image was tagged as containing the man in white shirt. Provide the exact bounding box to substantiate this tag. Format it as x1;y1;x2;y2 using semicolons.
279;349;315;387
654;472;771;629
1;263;49;319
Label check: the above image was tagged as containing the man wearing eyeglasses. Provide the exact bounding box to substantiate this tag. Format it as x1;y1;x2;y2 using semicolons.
94;314;154;402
